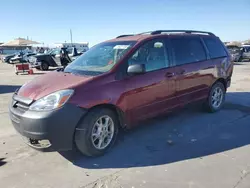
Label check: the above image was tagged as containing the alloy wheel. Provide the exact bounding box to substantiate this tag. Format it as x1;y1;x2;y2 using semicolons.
91;115;115;150
211;87;224;109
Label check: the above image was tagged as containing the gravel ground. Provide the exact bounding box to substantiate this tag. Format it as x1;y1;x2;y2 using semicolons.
0;62;250;188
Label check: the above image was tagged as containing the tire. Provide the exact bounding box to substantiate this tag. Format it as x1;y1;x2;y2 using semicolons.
205;82;226;113
74;108;119;157
40;61;49;71
238;56;243;62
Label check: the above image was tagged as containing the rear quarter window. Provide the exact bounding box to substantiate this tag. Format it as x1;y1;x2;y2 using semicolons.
170;36;207;66
203;37;227;59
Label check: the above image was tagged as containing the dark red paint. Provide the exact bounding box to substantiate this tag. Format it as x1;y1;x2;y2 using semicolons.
18;33;233;128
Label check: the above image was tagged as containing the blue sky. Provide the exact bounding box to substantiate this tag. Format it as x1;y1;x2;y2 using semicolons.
1;0;249;46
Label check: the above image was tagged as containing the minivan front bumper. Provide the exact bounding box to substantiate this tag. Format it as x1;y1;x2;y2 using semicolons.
9;96;87;151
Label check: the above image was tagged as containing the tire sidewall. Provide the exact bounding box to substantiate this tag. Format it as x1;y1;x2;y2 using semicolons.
238;56;242;62
40;61;49;71
75;108;119;156
208;82;225;112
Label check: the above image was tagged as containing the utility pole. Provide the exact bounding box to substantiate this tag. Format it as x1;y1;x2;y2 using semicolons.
70;29;73;45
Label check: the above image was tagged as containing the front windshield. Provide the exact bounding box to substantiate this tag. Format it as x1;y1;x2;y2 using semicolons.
64;41;136;76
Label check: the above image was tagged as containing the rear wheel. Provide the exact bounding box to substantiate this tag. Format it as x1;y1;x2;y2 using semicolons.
205;82;225;113
238;56;243;62
40;61;49;71
74;108;119;157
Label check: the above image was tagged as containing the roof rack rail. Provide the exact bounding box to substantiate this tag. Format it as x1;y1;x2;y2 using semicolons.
151;30;215;36
137;31;153;35
116;34;134;38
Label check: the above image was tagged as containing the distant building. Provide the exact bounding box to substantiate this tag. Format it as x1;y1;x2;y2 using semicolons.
55;42;89;52
0;45;31;54
225;39;250;47
242;39;250;45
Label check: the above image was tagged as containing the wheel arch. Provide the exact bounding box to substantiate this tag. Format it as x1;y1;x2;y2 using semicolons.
213;78;227;91
86;104;127;129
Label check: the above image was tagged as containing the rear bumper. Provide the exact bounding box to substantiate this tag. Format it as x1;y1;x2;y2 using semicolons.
9;100;87;151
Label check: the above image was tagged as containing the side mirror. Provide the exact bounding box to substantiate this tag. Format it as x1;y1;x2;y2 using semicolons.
127;64;146;75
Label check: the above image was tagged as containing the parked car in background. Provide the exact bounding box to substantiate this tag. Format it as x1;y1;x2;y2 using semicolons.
9;30;233;157
2;53;16;63
226;45;242;62
240;45;250;61
29;47;82;70
57;42;89;52
8;52;24;63
9;52;36;63
71;48;87;61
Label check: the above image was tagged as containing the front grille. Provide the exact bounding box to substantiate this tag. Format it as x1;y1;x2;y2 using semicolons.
10;95;33;129
12;94;32;113
13;101;29;113
15;102;29;112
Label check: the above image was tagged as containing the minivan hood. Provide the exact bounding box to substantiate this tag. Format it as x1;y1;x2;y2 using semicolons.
18;71;93;100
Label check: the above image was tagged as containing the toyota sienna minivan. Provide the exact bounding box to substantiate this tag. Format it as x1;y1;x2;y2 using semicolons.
9;30;233;156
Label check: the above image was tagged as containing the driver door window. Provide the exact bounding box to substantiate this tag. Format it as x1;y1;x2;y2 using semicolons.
51;49;61;65
128;39;169;72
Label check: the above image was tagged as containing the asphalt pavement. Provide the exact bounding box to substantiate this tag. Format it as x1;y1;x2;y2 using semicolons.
0;62;250;188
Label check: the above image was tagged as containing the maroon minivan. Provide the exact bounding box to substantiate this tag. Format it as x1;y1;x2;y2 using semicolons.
9;30;233;156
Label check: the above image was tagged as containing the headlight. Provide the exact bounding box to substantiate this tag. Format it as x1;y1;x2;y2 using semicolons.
29;89;74;111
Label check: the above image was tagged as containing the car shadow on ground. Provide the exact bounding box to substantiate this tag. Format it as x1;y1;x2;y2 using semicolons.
0;158;7;167
31;72;45;75
59;92;250;169
0;85;21;94
15;72;45;76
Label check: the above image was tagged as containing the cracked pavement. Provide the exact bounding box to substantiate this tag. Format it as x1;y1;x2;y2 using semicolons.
0;62;250;188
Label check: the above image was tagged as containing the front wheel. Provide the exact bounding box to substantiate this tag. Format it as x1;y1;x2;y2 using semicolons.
74;108;119;157
205;82;226;113
40;61;49;71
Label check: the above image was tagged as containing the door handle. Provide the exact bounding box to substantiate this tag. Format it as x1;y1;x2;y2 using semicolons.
165;72;175;78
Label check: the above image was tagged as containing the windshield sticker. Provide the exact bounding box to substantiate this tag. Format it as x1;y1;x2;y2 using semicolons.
113;45;130;49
